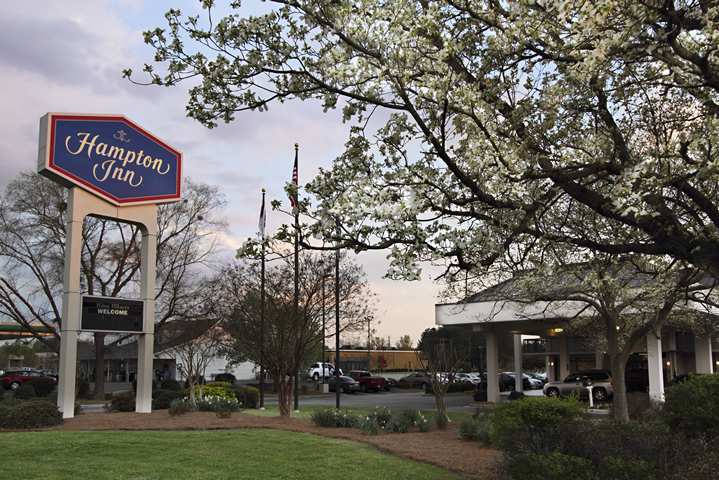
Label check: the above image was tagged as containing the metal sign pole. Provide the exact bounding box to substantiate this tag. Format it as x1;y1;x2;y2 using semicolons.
57;189;83;419
136;216;157;413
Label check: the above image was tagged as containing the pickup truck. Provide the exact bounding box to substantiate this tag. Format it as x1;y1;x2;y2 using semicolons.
347;370;387;392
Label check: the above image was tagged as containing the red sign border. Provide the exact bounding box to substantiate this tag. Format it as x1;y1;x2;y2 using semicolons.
43;113;182;206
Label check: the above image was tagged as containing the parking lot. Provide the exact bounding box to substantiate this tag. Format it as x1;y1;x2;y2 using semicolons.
264;388;544;412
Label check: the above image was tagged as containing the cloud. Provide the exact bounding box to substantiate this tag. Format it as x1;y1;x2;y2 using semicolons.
0;1;444;343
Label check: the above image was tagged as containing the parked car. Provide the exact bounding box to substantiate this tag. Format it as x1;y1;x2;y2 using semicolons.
213;373;236;384
543;370;613;401
347;370;387;392
397;372;432;389
526;372;548;386
0;369;57;391
505;372;543;390
380;376;398;391
454;372;482;385
327;375;360;394
307;363;341;381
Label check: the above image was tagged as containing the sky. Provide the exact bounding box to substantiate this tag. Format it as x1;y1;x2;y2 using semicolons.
0;1;443;345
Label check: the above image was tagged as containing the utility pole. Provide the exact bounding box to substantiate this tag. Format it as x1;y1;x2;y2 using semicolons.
335;221;341;409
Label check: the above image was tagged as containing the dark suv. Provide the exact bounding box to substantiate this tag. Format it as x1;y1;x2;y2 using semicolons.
543;370;613;401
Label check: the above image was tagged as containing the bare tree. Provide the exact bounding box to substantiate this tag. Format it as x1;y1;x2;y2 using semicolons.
418;327;475;429
220;251;374;417
163;319;224;406
0;172;225;398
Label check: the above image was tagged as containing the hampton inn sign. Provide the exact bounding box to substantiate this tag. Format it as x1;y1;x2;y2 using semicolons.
38;113;182;206
38;113;182;418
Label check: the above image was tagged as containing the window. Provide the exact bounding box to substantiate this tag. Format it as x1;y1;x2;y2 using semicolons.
564;374;581;383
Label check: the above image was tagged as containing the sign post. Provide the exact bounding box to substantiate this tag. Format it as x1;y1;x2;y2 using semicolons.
38;113;181;418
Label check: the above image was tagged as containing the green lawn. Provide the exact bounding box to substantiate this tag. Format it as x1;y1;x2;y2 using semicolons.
0;430;461;480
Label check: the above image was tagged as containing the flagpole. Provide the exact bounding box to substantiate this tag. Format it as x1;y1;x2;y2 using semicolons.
259;188;266;409
293;143;300;412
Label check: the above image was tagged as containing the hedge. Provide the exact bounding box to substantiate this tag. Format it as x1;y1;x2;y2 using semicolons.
0;400;63;429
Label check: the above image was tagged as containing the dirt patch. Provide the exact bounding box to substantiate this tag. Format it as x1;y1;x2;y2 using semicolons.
56;411;502;479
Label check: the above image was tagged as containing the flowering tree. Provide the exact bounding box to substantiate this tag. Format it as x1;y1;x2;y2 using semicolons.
129;1;719;283
498;252;712;421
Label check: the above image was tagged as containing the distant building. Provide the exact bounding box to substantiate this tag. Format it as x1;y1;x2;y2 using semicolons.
325;348;421;372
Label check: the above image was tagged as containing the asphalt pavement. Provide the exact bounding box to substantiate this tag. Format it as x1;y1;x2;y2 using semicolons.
264;388;544;412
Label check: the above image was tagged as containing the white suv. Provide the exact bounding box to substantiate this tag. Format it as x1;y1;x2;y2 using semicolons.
307;363;341;381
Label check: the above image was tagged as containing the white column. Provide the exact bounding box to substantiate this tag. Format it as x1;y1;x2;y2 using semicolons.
57;189;84;419
135;226;157;413
559;336;569;380
513;334;523;392
647;331;665;402
695;334;714;374
486;330;499;403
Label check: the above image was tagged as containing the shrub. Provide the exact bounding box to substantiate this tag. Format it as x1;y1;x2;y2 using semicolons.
489;397;583;454
108;392;135;412
416;411;431;432
508;452;593;480
389;416;413;433
26;377;56;397
15;383;36;400
193;384;235;401
560;419;669;469
359;416;380;435
208;397;240;416
663;373;719;440
196;395;240;413
397;409;420;425
310;408;359;428
152;389;183;410
0;400;63;429
160;379;183;391
232;386;260;409
168;399;194;416
598;456;654;480
672;447;719;480
368;406;392;429
459;418;490;443
76;378;90;398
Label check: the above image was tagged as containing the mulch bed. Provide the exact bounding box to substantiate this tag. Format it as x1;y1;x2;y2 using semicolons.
55;411;503;479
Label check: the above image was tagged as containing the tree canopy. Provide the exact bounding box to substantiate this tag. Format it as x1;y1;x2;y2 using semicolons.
130;1;719;283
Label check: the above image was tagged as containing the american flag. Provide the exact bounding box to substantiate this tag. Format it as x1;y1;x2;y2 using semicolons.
289;143;298;209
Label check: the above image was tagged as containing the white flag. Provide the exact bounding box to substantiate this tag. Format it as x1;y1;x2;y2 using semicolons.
259;192;266;238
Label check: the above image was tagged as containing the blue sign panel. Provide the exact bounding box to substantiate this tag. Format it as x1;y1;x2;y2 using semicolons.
38;113;182;205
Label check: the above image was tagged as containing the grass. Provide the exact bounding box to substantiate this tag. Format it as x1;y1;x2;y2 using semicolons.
0;430;461;480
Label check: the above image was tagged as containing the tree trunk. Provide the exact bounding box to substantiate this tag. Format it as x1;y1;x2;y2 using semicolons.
93;332;106;400
188;377;197;407
432;384;449;429
605;317;629;422
610;354;629;422
277;375;293;417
